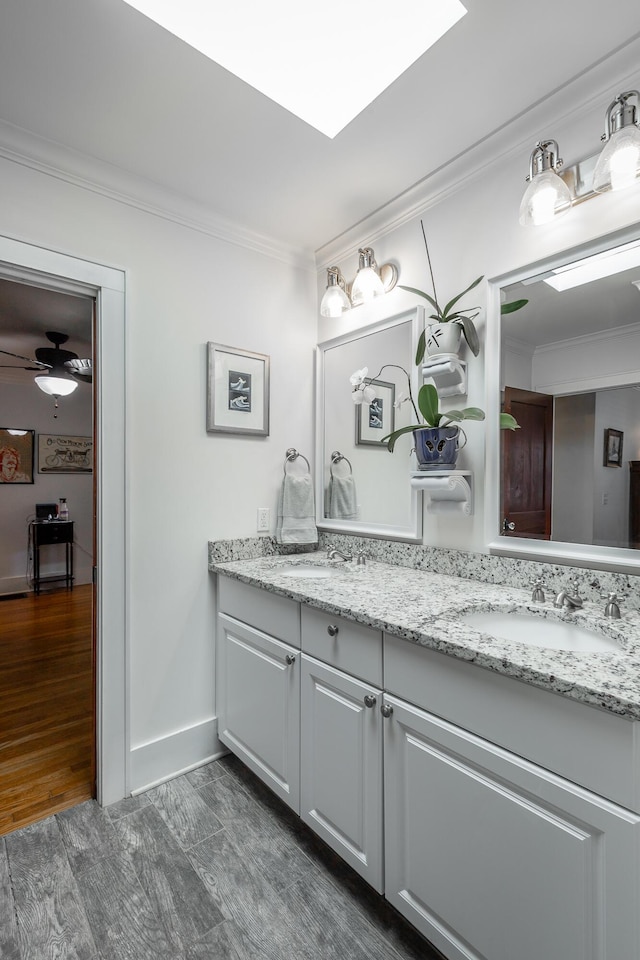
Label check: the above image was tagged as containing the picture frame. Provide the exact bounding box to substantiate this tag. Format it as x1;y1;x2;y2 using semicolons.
38;435;93;474
0;428;34;483
207;343;270;436
603;427;624;467
355;378;395;447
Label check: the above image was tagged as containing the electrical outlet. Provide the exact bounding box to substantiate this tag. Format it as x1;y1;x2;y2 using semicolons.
257;507;270;532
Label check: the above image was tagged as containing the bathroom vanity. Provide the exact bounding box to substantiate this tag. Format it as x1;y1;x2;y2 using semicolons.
212;552;640;960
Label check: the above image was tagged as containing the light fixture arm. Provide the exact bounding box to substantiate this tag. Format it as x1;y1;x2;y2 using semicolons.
326;266;347;291
527;140;563;181
601;91;639;141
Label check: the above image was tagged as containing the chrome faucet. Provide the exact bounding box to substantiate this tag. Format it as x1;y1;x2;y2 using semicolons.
553;579;583;610
327;546;352;562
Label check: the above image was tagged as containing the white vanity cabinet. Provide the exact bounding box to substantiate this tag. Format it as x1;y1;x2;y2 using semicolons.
215;574;640;960
383;635;640;960
300;607;384;891
217;578;301;812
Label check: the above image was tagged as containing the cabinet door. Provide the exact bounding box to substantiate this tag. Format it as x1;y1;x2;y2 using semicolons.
300;655;383;892
217;613;300;812
383;694;640;960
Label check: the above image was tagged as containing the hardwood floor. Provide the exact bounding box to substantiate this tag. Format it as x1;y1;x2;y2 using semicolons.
0;755;443;960
0;585;95;835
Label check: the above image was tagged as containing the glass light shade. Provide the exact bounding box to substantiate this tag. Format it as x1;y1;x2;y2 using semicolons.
320;283;351;318
350;266;385;306
34;375;78;397
593;125;640;193
519;169;572;226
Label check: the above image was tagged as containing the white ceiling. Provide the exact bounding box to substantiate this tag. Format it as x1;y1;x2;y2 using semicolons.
1;0;639;254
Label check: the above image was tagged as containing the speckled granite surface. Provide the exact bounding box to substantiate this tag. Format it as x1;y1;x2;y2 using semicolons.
208;547;640;720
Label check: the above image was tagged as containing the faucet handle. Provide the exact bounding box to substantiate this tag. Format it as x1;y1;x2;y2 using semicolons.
601;591;626;619
531;577;546;603
567;577;582;595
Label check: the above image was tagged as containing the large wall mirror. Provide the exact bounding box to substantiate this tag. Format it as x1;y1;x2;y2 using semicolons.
487;226;640;573
315;306;423;541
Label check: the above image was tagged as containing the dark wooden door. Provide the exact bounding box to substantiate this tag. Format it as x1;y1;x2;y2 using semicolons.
630;461;640;548
501;387;554;539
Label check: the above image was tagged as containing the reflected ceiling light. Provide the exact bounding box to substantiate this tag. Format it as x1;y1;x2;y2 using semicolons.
542;240;640;291
120;0;467;138
593;91;640;193
7;429;28;436
34;373;78;397
519;140;572;226
320;248;398;317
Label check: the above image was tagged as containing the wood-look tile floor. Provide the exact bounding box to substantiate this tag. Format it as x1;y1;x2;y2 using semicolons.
0;754;443;960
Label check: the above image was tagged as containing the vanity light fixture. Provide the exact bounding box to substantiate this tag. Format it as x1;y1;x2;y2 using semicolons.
518;140;572;226
593;91;640;193
320;267;351;318
320;248;398;317
520;91;640;225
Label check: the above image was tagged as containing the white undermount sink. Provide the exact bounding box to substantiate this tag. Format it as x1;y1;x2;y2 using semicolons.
459;609;621;654
279;563;346;579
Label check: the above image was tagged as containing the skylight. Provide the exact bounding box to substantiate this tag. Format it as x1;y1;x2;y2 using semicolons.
121;0;467;138
542;240;640;291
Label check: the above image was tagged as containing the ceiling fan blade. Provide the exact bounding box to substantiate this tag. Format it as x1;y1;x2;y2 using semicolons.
0;347;50;367
66;358;92;383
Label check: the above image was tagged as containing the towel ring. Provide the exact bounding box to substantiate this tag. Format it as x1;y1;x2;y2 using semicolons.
330;450;353;477
284;447;311;476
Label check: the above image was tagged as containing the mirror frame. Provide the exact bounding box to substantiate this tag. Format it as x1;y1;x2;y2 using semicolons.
485;222;640;575
315;306;424;542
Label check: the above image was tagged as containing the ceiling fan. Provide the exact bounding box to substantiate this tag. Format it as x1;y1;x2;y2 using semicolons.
0;330;92;386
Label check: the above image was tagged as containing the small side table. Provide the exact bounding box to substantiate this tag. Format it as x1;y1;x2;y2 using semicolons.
30;520;74;594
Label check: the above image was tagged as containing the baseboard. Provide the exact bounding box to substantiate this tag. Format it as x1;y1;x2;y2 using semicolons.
129;717;224;794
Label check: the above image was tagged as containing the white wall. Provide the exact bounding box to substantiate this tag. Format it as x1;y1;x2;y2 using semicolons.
593;388;640;546
0;145;316;791
552;394;595;545
0;381;93;590
316;41;640;554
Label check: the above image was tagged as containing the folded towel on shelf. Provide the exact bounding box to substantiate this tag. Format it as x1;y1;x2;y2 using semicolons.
276;474;318;544
329;474;358;520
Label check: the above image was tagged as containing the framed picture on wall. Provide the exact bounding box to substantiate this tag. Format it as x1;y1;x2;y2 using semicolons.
603;427;624;467
0;428;34;483
355;379;395;447
206;343;270;436
38;434;93;473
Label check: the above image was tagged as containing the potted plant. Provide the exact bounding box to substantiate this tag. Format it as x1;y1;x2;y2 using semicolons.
351;368;519;471
399;221;528;361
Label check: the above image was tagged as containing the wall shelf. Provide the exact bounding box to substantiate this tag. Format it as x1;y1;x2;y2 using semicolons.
422;357;467;397
410;471;473;516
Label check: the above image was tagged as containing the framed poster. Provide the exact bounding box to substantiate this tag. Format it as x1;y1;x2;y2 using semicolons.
0;428;34;483
356;379;395;446
603;427;623;467
206;343;270;436
38;434;93;473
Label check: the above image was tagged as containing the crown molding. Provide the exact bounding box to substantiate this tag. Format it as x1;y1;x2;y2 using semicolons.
316;34;640;271
0;118;315;272
533;319;640;354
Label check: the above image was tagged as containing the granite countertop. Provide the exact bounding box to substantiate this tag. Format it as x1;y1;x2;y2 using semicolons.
209;552;640;721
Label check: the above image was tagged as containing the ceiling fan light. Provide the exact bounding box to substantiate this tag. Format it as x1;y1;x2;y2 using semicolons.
34;375;78;397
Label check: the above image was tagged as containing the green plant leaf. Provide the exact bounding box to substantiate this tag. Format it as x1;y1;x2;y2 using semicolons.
455;314;480;357
417;383;439;426
501;298;528;315
381;423;421;452
458;406;485;421
398;285;442;318
415;329;426;366
441;276;483;320
500;413;521;430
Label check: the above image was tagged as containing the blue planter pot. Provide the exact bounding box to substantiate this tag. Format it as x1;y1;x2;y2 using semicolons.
413;426;462;471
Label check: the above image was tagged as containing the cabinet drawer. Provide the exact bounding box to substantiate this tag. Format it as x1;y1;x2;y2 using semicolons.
301;606;382;686
218;576;300;648
384;631;640;811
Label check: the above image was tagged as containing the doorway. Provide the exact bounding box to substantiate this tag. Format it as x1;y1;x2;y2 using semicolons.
0;279;95;832
0;235;127;816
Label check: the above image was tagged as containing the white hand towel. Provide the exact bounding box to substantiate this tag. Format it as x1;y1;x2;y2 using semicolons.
329;475;358;520
276;474;318;544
